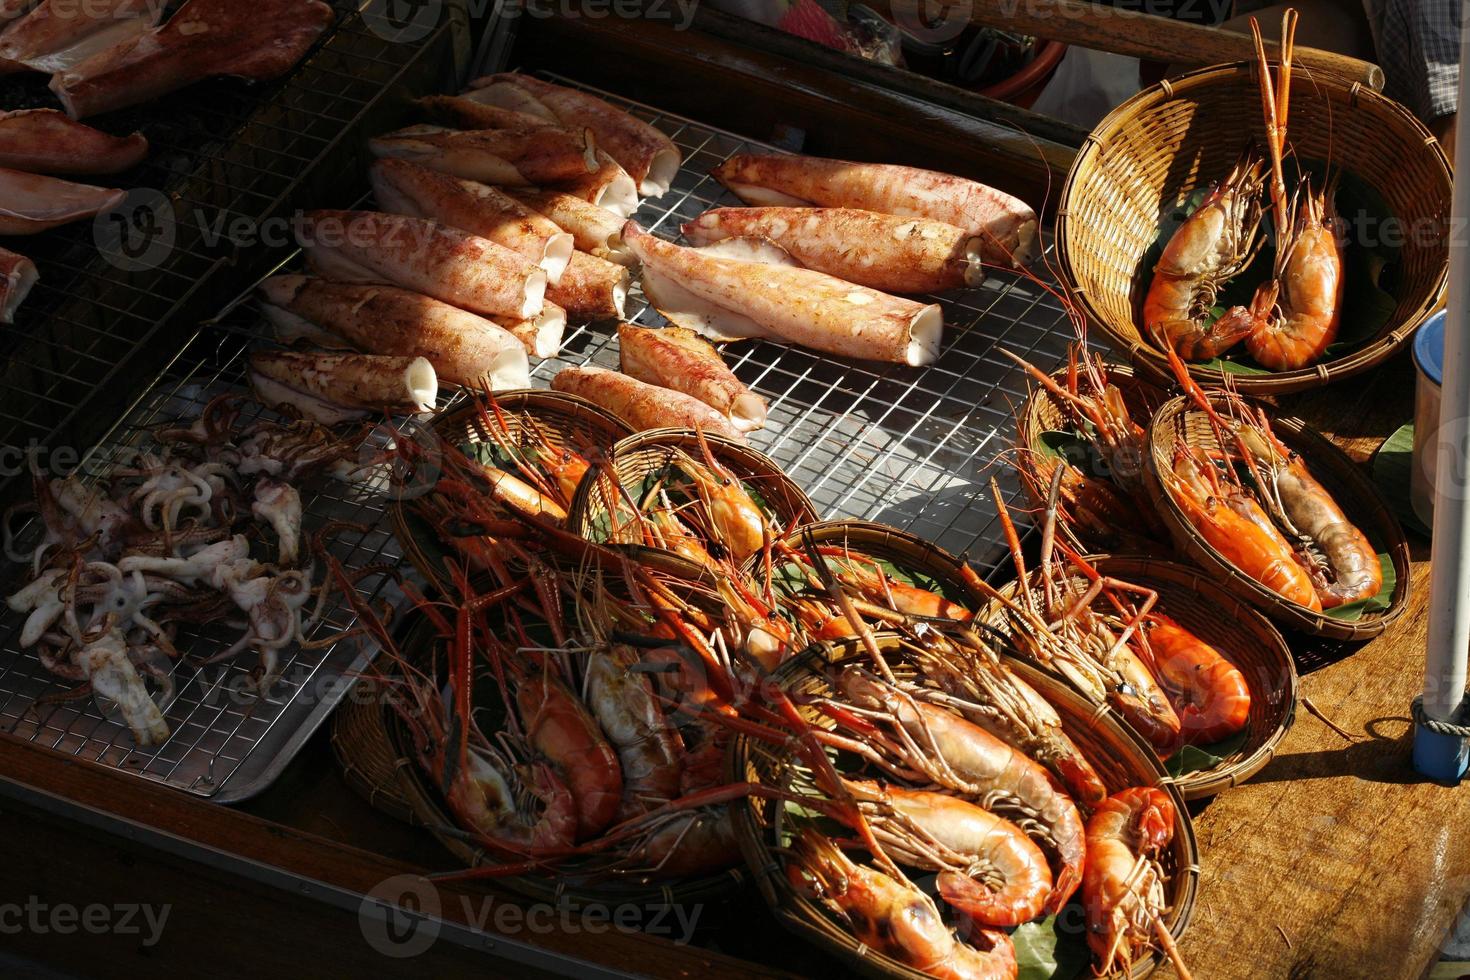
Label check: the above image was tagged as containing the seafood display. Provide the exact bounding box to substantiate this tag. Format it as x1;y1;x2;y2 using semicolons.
0;108;147;174
711;152;1037;266
551;364;747;443
627;221;944;366
618;323;768;433
1144;13;1344;371
0;245;36;322
49;0;334;118
3;396;357;746
257;275;533;389
3;45;1430;980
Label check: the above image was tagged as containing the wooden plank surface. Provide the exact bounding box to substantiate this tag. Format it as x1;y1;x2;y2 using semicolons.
0;735;794;979
1154;350;1457;980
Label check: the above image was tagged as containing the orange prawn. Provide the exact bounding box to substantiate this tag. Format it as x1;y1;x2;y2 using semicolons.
1137;615;1251;746
1083;788;1191;978
1143;150;1266;360
789;828;1019;980
1242;11;1344;371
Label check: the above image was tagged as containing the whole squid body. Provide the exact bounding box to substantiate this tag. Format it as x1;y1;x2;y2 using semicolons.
416;91;641;218
370;124;599;188
509;188;632;265
712;152;1037;267
0;108;147;174
0;166;124;234
248;351;437;426
370;157;574;285
0;247;37;323
618;323;767;433
48;0;333;119
548;250;629;321
466;73;682;197
550;365;748;444
683;206;984;294
0;0;159;75
256;275;533;389
624;222;944;366
297;209;547;321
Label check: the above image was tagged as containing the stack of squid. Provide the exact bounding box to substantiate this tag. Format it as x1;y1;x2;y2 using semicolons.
251;74;681;424
0;0;335;323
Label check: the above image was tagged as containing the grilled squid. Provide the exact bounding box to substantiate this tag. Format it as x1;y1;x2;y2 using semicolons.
712;152;1037;266
0;108;147;174
257;275;532;388
298;209;546;321
683;206;984;294
0;246;37;323
247;351;437;426
625;221;943;366
370;157;574;285
369;124;599;188
550;364;747;444
618;323;766;432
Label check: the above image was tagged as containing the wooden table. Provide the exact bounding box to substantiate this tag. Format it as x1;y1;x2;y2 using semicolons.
0;14;1459;980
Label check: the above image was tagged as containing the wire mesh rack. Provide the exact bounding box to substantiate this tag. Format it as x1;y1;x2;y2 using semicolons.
0;71;1075;803
0;0;465;506
536;76;1078;569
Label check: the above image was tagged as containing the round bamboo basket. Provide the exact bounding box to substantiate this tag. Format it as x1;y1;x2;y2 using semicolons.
1058;60;1451;395
390;389;632;596
750;519;987;614
1043;555;1296;799
1014;361;1172;553
381;610;748;909
1145;394;1411;639
329;676;421;825
568;427;816;573
730;633;1198;980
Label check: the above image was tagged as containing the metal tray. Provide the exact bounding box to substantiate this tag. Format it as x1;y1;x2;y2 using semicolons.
0;75;1073;803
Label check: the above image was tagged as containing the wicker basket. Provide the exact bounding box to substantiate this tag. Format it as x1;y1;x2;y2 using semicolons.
1062;555;1294;799
730;633;1198;980
381;610;748;909
568;427;816;573
1014;361;1172;553
1145;394;1410;639
390;389;632;596
328;675;421;826
1058;60;1451;395
750;519;987;613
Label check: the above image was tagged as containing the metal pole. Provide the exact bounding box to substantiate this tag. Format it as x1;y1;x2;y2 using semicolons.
1413;0;1470;781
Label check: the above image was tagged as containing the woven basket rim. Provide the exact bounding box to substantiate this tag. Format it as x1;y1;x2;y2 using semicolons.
1143;394;1412;639
1057;60;1451;396
729;632;1199;980
381;610;749;906
1075;554;1297;799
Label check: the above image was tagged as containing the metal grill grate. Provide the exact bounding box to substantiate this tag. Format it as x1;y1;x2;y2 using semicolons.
0;74;1074;802
536;77;1077;569
0;0;463;505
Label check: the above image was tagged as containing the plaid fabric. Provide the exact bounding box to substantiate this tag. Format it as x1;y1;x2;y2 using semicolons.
1364;0;1460;120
